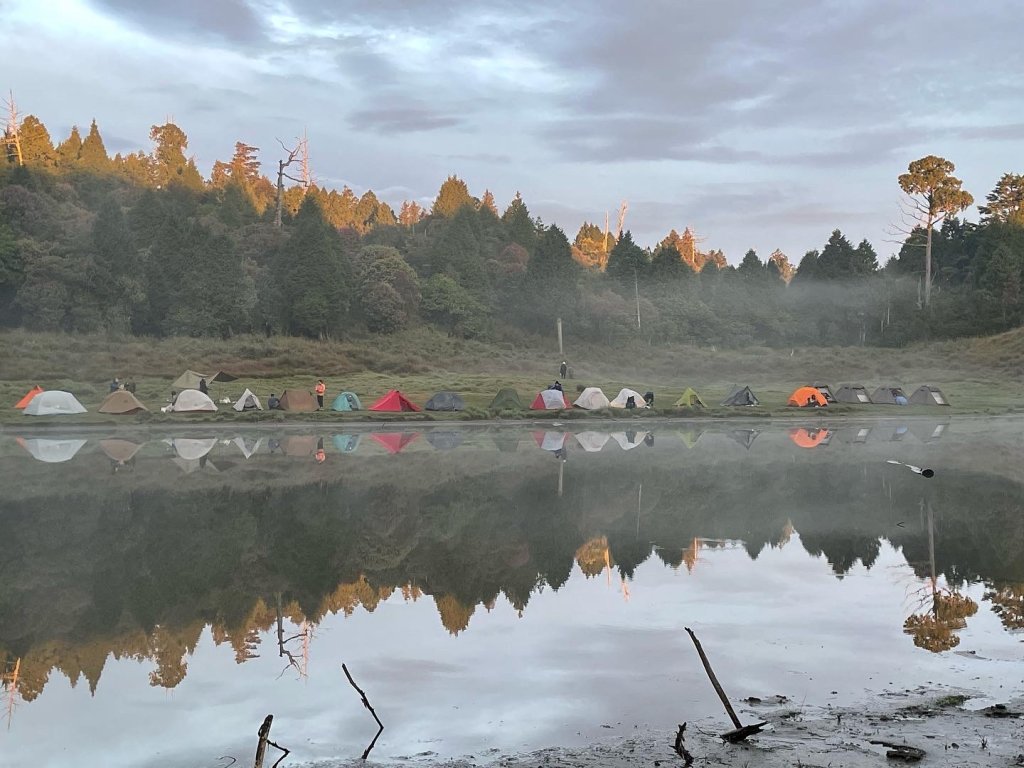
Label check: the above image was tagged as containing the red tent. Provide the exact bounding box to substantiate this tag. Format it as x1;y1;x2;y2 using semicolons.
369;390;421;412
529;390;570;410
14;385;43;409
370;432;421;454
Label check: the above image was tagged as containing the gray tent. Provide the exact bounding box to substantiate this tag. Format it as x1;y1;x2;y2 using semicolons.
425;391;465;411
870;386;909;405
728;429;760;450
426;431;465;451
835;384;871;404
908;385;950;406
721;386;760;407
813;383;837;403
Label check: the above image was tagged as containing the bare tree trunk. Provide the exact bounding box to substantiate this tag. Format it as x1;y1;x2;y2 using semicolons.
275;160;284;228
924;217;933;307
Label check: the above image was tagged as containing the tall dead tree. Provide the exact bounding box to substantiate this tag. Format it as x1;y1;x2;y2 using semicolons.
3;91;23;166
274;135;309;228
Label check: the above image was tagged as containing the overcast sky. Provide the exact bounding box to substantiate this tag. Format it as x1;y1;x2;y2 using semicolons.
3;0;1023;262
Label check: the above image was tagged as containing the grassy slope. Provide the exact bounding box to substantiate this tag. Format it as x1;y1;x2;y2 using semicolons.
0;326;1022;424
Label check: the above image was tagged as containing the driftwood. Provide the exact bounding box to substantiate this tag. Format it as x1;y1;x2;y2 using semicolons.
684;627;767;743
253;714;291;768
342;663;385;759
870;740;926;762
673;723;694;767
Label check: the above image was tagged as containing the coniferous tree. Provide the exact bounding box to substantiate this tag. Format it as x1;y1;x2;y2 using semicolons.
18;116;57;168
604;230;648;281
150;122;203;190
56;126;83;166
979;173;1024;226
501;192;536;251
479;189;498;215
79;120;110;172
432;175;473;218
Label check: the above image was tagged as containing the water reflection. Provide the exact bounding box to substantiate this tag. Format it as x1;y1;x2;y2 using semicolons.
0;420;1020;761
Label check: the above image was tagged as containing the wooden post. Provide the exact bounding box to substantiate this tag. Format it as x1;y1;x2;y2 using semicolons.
556;317;563;355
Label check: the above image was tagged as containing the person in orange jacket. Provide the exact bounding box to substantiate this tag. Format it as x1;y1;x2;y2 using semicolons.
315;378;326;409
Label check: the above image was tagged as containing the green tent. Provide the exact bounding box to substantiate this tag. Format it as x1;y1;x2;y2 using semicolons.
331;392;362;411
674;388;707;408
488;388;524;411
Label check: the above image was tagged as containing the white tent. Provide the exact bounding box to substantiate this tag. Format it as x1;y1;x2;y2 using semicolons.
534;431;568;452
531;389;569;410
573;387;610;410
233;435;263;458
609;388;649;408
23;390;87;416
611;431;649;450
233;388;263;411
170;437;217;461
18;437;88;463
173;456;219;474
169;389;218;412
574;431;610;452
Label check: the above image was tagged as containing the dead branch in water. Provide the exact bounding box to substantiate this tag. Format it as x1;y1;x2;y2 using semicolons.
253;715;291;768
342;663;385;759
673;723;694;766
684;627;767;743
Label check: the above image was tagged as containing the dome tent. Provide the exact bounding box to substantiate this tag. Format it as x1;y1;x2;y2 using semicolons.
279;389;317;412
23;390;87;415
98;390;148;414
488;388;524;411
787;386;828;407
425;391;465;411
331;392;362;411
573;387;610;410
17;437;88;463
530;389;570;410
233;389;263;411
14;385;43;409
169;389;218;412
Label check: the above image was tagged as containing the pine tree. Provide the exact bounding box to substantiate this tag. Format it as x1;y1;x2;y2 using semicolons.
432;175;473;218
150;122;203;190
737;249;765;281
56;126;82;167
78;119;110;172
604;230;648;281
501;192;536;251
18;116;56;168
479;189;498;215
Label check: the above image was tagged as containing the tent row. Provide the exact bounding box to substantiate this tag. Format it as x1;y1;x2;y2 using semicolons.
786;384;950;407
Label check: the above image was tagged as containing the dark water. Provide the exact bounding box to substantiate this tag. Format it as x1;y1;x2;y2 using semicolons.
1;418;1021;767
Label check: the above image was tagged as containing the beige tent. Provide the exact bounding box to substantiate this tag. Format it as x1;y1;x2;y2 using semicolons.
98;390;148;414
100;438;143;463
169;389;218;412
279;389;317;412
573;387;610;410
173;370;208;389
609;388;648;408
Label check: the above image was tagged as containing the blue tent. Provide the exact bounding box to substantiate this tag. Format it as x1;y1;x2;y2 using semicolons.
331;392;362;411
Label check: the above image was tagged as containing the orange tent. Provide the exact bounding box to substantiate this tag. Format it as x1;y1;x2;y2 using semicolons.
370;432;420;454
14;386;43;409
790;427;832;448
787;386;828;407
369;390;421;412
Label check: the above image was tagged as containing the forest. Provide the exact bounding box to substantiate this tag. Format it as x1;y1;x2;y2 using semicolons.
2;114;1023;348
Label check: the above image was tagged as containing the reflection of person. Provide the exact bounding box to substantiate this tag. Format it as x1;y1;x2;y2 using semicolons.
315;437;326;464
315;379;326;410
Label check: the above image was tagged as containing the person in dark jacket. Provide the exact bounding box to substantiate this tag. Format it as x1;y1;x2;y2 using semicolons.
268;393;281;410
199;378;209;395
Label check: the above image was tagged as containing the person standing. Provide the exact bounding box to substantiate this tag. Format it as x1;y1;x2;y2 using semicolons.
315;379;326;410
199;378;209;395
559;360;567;378
109;377;120;393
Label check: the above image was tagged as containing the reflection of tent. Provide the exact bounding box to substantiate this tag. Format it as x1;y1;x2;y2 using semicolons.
888;424;910;441
98;390;148;414
14;385;43;409
530;390;569;410
909;386;950;406
169;389;217;412
17;437;88;463
282;435;317;456
910;421;949;443
279;389;317;412
845;426;872;443
728;429;760;449
332;433;362;453
171;437;217;461
835;384;871;404
787;386;828;407
574;431;610;452
609;388;648;408
610;431;647;450
207;371;238;383
24;391;87;415
232;435;263;458
425;392;465;411
331;392;362;411
370;390;420;412
233;389;263;411
674;388;707;408
370;431;420;454
533;431;568;451
172;370;208;390
676;428;704;449
721;386;759;407
489;431;520;453
489;389;524;411
574;387;610;410
173;456;218;474
789;427;832;448
871;386;909;405
100;438;143;463
426;431;465;451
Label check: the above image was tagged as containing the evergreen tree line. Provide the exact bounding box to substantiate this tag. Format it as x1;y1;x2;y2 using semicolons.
2;114;1023;346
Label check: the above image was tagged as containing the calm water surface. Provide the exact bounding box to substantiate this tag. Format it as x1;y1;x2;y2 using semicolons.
1;418;1021;767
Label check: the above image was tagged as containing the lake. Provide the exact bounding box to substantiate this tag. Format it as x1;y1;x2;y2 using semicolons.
1;418;1021;767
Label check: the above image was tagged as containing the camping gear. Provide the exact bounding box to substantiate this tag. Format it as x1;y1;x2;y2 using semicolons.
573;387;610;410
610;431;648;450
721;386;760;407
369;390;421;412
172;370;208;390
610;388;649;408
790;427;832;448
100;438;143;463
233;389;263;411
533;431;568;452
835;384;871;404
426;431;465;451
530;390;569;410
333;434;362;453
425;391;466;411
813;383;837;403
870;386;909;405
23;390;87;416
17;437;88;463
14;385;43;409
331;392;362;411
207;371;238;383
370;432;420;454
489;388;524;411
574;431;610;452
279;389;317;412
169;389;218;412
98;390;148;414
787;386;828;407
908;386;950;406
674;388;707;408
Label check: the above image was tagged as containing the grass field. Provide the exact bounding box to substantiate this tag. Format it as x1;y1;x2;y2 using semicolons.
1;326;1022;426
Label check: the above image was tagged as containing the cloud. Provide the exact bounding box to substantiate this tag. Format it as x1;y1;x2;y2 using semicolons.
348;106;464;134
83;0;269;45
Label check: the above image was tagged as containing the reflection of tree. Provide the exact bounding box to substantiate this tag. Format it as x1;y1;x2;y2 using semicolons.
575;537;612;578
985;583;1024;631
434;594;475;635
